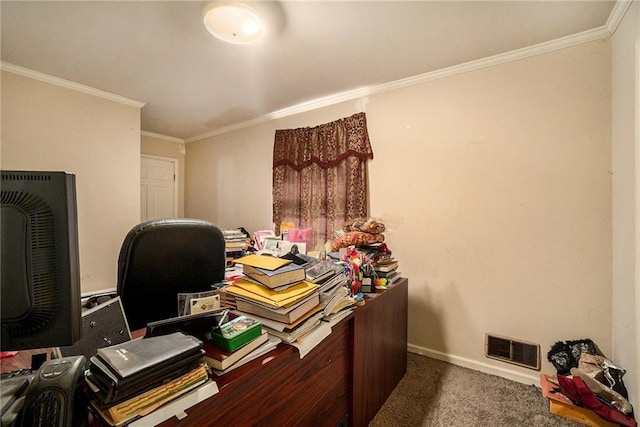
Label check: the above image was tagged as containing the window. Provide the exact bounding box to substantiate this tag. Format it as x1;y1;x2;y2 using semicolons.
272;112;374;249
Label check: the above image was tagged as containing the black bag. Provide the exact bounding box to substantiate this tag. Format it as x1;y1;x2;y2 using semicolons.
547;338;601;376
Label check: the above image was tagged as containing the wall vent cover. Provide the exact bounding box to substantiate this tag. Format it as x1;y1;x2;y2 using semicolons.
485;334;540;370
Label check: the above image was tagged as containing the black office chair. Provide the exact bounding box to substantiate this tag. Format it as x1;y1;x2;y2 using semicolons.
116;218;226;331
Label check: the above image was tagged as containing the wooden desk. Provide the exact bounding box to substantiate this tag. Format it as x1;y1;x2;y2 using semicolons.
160;278;408;427
353;277;408;425
2;279;408;427
0;350;51;373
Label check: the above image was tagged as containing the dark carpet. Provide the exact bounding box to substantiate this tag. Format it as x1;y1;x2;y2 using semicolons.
369;352;583;427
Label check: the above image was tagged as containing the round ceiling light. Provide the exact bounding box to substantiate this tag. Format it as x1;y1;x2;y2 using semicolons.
203;3;264;44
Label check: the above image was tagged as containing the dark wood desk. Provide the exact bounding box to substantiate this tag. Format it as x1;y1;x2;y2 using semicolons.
0;350;52;374
160;278;408;427
353;278;408;425
2;279;408;427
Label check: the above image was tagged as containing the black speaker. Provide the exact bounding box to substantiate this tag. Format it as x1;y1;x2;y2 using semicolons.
20;355;87;427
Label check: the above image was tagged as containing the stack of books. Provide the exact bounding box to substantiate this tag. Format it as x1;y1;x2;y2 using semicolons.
373;258;401;285
359;243;400;286
242;260;306;291
223;254;325;346
355;243;402;288
293;258;355;357
321;283;357;321
222;228;251;265
304;260;352;310
86;332;217;426
305;260;340;284
201;312;281;375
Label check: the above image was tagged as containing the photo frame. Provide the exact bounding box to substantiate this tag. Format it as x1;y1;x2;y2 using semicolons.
262;237;281;252
253;230;276;250
278;240;306;255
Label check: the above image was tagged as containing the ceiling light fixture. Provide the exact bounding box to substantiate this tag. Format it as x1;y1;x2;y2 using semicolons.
203;2;264;44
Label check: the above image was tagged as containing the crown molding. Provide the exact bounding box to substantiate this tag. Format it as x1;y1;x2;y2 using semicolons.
605;0;633;35
6;2;628;144
141;130;184;144
184;86;373;143
1;62;145;108
374;25;612;96
186;20;617;143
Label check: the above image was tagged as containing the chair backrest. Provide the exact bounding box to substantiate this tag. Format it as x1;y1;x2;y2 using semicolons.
116;218;226;331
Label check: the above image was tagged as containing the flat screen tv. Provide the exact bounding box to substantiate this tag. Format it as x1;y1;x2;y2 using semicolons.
1;171;82;351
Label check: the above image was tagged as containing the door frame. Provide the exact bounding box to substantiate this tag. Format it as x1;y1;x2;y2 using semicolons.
141;154;179;219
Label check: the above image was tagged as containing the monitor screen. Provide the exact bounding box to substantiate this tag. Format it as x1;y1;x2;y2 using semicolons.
1;171;82;351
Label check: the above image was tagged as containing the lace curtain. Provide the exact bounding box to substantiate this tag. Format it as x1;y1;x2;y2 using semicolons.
272;112;374;249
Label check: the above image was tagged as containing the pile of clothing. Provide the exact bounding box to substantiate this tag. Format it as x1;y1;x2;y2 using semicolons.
547;339;636;426
331;218;386;251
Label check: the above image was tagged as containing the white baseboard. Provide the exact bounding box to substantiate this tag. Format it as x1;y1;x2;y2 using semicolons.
407;343;541;387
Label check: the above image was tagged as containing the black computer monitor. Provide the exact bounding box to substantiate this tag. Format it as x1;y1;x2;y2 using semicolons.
1;171;82;351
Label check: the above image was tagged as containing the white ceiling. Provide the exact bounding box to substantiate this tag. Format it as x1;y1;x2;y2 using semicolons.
1;1;620;141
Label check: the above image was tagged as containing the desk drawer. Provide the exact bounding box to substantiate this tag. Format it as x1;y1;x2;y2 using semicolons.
159;319;352;427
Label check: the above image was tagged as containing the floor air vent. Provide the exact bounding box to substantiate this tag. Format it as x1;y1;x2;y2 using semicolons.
485;334;540;370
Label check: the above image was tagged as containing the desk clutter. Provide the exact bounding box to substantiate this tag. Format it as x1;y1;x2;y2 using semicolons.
216;229;403;357
1;219;405;427
84;239;402;424
86;332;213;426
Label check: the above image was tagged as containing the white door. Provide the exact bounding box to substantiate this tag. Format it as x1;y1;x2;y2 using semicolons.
141;156;177;222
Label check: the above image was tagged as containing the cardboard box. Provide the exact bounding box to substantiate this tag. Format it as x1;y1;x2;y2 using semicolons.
540;374;618;427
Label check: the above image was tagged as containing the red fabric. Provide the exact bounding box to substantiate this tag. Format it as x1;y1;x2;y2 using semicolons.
573;376;636;427
557;375;637;427
557;375;582;406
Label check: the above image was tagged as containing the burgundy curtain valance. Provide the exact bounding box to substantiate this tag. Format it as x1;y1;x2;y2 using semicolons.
273;112;373;171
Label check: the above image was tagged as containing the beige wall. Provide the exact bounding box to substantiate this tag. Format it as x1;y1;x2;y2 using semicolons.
612;1;639;411
1;70;141;294
186;39;613;383
186;106;356;231
141;133;186;218
1;29;622;390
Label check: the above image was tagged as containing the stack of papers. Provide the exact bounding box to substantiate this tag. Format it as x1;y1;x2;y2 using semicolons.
225;279;318;310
